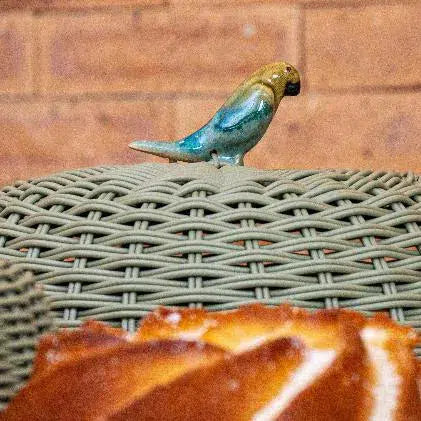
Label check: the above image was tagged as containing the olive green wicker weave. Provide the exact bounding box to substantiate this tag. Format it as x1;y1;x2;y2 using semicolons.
0;260;52;409
0;319;14;410
0;163;420;356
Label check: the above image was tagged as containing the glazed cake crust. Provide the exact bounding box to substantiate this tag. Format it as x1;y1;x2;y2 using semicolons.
2;304;420;421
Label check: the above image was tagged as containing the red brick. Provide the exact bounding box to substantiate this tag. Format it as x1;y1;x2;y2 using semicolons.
175;97;221;139
0;13;34;94
37;5;299;95
0;100;174;186
306;4;421;90
176;92;421;172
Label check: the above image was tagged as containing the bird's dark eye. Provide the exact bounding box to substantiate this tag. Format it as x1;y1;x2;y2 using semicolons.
285;66;292;73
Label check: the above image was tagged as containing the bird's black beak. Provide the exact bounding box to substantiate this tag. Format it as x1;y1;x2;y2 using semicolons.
285;81;300;96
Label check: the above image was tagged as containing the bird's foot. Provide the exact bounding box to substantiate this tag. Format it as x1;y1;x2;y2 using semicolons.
210;151;222;169
210;151;244;167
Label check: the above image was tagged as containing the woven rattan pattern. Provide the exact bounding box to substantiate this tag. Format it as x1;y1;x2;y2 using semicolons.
0;260;52;409
0;163;420;355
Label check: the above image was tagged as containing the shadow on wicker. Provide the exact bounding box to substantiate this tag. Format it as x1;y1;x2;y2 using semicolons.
0;163;420;356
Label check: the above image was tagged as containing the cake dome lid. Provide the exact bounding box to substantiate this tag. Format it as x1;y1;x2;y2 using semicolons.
0;163;420;359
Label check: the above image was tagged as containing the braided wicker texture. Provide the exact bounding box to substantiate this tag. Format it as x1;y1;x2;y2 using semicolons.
0;163;420;355
0;260;52;409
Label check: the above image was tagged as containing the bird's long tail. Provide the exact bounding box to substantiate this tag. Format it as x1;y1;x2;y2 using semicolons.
129;140;196;162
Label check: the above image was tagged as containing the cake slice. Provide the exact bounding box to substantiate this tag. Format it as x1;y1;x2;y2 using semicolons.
2;305;420;421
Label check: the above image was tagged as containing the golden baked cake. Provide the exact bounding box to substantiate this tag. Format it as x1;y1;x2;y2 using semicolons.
2;304;420;421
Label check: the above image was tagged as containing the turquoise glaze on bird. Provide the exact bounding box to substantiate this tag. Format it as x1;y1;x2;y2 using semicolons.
129;62;300;165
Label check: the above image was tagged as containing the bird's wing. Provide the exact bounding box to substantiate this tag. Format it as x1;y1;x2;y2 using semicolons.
213;83;274;131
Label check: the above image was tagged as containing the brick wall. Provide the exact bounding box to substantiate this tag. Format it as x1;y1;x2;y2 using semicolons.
0;0;420;185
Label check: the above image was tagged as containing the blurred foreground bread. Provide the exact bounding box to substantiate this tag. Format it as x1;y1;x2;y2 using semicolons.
2;304;420;420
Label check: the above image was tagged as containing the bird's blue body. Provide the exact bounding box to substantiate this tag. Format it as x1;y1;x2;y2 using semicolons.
130;62;300;165
176;85;274;165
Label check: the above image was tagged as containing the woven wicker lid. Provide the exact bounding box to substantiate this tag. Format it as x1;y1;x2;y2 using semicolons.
0;163;420;355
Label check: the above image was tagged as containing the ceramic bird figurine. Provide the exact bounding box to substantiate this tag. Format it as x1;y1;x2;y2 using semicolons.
129;62;300;166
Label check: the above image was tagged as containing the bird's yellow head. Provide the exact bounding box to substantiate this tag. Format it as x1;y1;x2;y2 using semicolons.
250;61;301;107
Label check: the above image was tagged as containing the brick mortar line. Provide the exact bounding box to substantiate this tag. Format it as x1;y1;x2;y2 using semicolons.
31;10;41;95
0;92;224;104
0;0;418;15
164;0;410;12
314;85;421;95
1;3;165;16
303;0;418;9
0;85;420;104
298;4;306;91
